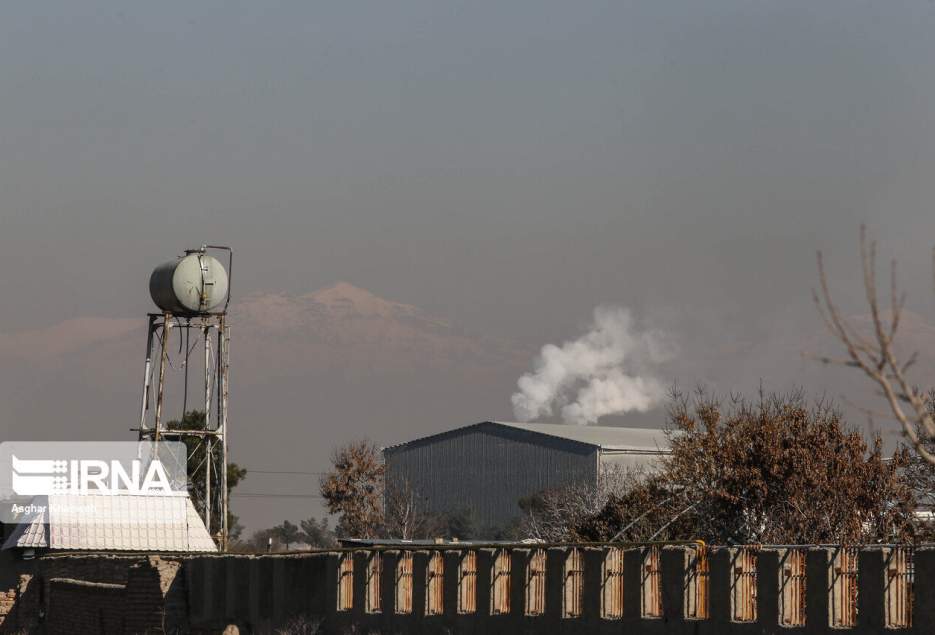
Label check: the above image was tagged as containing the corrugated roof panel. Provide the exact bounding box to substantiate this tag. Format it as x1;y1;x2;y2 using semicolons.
2;494;217;552
385;420;670;453
491;421;669;452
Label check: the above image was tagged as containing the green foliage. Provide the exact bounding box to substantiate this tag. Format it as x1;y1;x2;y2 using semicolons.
441;508;478;540
300;516;337;549
272;520;303;550
165;410;247;539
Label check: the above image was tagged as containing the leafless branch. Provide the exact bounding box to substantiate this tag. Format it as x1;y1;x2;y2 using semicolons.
814;226;935;465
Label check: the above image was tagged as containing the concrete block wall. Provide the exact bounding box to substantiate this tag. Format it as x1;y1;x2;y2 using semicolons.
11;545;935;634
321;545;930;635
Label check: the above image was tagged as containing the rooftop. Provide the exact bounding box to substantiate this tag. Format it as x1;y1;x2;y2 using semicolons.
385;420;670;454
3;494;217;552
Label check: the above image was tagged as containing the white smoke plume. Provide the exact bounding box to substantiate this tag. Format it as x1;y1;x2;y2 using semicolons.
511;307;671;425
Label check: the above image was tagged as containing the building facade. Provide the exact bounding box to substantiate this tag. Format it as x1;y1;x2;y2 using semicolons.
383;421;669;529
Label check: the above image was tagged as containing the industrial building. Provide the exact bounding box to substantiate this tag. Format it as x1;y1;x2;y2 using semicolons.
383;420;669;528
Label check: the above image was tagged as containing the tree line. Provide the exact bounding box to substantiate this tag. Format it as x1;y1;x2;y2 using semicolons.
315;388;935;546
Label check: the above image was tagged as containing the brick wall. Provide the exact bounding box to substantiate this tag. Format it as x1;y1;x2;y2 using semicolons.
39;556;186;635
46;579;125;634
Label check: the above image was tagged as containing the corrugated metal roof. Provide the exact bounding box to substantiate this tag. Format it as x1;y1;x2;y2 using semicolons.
385;420;670;453
3;494;217;552
491;421;669;452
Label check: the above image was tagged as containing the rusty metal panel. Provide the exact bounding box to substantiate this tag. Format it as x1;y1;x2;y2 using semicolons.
830;547;858;628
563;548;584;618
458;551;478;614
425;551;445;616
885;547;913;629
731;547;758;622
337;553;354;612
365;552;382;613
602;547;625;619
779;549;806;627
641;546;663;618
526;549;547;616
491;549;512;615
396;551;414;614
684;545;709;620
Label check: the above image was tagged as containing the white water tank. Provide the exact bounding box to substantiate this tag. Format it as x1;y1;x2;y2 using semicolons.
149;252;229;314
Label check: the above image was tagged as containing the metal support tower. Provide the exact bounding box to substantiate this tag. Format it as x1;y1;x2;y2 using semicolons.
136;247;232;550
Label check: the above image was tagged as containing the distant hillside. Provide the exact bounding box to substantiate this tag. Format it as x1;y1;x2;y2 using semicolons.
0;284;528;536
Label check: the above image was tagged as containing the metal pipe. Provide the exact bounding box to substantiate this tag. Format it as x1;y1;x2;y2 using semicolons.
205;437;212;534
220;317;230;550
203;323;211;429
153;314;171;441
138;315;156;432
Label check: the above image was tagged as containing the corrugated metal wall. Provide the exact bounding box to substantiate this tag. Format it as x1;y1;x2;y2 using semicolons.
384;424;599;528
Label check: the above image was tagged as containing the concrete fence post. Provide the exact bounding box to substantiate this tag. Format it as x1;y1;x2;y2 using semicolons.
857;548;884;631
912;548;935;633
805;548;830;631
511;548;529;622
412;550;429;620
476;549;494;619
443;550;460;618
708;548;731;627
756;549;779;629
379;550;399;632
622;548;642;621
582;547;603;625
660;546;684;623
543;548;564;622
351;551;367;621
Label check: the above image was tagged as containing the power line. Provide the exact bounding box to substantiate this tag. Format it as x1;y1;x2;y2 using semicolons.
244;469;325;476
232;493;323;499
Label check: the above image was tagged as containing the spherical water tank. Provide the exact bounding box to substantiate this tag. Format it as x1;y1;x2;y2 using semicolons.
149;253;229;314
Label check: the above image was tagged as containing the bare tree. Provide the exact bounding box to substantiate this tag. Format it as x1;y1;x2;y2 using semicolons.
517;464;639;542
383;476;440;540
814;226;935;465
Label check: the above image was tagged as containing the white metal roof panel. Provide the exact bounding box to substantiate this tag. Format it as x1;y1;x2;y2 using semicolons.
3;494;217;552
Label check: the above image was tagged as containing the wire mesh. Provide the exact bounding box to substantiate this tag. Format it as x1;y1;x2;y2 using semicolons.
777;549;806;626
602;547;625;619
885;547;912;629
425;551;444;616
564;548;584;618
337;553;354;612
365;552;382;614
684;545;709;620
491;549;512;615
526;549;546;616
731;547;758;622
458;551;477;614
641;546;663;618
395;552;413;614
830;547;858;628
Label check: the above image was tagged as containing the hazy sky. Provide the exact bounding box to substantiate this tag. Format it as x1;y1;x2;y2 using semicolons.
3;1;935;530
